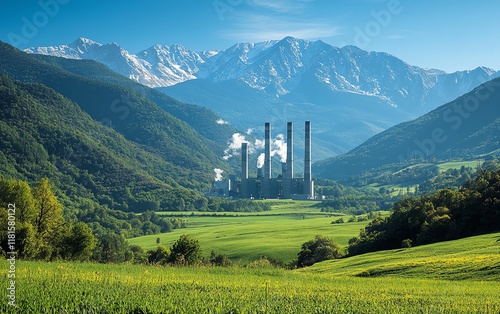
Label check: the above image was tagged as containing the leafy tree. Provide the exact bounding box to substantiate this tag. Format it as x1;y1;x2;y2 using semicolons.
93;232;133;263
0;179;36;224
16;222;38;259
33;178;63;237
168;235;202;265
147;245;170;265
130;244;147;263
61;222;97;261
297;235;342;268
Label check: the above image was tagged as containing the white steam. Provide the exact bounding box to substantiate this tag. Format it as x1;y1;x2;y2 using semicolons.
272;134;287;163
254;139;265;150
222;129;288;168
256;134;287;168
214;168;224;181
223;133;250;160
257;153;265;169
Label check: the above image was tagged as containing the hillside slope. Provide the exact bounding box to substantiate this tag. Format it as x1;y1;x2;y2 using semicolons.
0;41;226;187
0;75;209;212
31;53;238;146
315;77;500;180
303;232;500;281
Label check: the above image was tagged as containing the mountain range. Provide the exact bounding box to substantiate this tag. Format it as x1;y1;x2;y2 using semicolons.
315;76;500;180
26;37;500;160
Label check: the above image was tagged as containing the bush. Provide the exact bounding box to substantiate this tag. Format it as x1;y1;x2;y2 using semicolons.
147;246;170;265
209;250;232;267
247;257;272;268
401;239;412;248
297;235;342;268
331;218;345;224
168;235;202;266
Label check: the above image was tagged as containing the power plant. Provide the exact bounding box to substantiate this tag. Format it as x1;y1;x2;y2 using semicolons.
211;121;315;200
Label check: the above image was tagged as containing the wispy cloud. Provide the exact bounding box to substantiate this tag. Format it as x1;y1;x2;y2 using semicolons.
247;0;312;13
222;12;341;43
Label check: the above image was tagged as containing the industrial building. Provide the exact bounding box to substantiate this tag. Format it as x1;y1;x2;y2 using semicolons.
211;121;315;200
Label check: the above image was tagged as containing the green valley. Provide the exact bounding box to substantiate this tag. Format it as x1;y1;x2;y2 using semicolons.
1;232;498;313
129;200;381;263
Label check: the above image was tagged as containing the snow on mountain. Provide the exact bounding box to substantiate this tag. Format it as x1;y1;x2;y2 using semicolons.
25;37;498;104
25;38;218;87
25;36;500;160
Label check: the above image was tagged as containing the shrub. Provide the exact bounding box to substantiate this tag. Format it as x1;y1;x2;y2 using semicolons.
401;239;412;248
168;235;202;266
297;235;342;268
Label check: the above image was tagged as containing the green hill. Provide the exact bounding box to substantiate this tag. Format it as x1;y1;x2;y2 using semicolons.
0;41;226;187
1;232;499;313
0;75;210;212
303;231;500;281
315;77;500;180
32;53;239;146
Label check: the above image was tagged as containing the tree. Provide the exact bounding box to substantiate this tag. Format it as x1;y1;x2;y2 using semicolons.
0;179;36;224
297;235;342;268
147;245;170;265
33;178;63;236
61;222;97;261
94;232;133;263
168;235;202;265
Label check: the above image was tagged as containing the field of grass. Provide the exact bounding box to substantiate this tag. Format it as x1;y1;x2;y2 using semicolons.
304;232;500;280
129;201;375;263
436;160;481;171
2;232;499;313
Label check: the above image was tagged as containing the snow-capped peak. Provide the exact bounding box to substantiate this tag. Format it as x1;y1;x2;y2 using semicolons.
24;36;499;97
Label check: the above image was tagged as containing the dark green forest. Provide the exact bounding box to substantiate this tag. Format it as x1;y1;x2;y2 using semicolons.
348;169;500;256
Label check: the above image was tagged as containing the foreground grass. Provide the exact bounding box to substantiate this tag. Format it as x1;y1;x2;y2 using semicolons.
130;201;376;263
303;232;500;281
2;233;499;313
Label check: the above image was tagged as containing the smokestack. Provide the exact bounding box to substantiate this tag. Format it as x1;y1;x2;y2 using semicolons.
241;143;248;179
304;121;313;198
264;122;271;179
241;142;248;198
304;121;311;182
286;122;293;179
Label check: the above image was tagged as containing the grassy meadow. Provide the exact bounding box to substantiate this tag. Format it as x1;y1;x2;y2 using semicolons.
129;200;376;263
2;232;499;313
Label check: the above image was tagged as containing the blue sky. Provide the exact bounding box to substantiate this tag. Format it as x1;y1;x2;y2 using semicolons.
0;0;498;72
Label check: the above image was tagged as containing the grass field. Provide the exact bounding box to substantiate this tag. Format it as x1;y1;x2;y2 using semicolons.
2;232;499;313
129;201;377;263
436;160;481;171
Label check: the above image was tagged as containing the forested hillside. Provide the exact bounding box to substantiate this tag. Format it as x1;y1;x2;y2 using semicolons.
348;169;500;256
32;54;238;146
0;41;227;189
0;74;221;213
315;77;500;180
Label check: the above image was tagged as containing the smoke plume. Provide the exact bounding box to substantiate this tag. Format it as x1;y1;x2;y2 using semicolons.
223;133;250;160
257;153;265;169
214;168;224;181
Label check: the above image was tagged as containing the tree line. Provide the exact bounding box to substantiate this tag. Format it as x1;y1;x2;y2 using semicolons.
0;178;186;262
348;169;500;256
